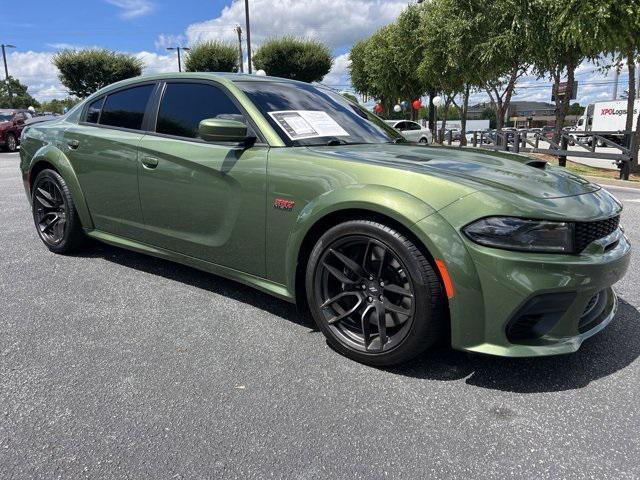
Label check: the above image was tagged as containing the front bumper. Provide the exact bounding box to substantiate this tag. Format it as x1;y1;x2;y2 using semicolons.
412;213;631;357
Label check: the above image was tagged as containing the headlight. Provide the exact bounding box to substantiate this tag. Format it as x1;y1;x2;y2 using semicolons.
463;217;573;253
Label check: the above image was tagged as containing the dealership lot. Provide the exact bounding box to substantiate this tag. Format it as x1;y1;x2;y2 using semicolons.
1;151;639;478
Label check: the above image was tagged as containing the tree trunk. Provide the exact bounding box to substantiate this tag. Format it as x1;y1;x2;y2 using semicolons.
439;96;453;143
625;52;639;174
552;63;576;146
459;84;470;147
428;90;436;137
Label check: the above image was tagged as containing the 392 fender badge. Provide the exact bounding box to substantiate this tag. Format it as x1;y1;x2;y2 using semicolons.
273;198;295;211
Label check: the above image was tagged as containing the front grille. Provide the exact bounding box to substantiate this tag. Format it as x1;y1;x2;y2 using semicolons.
574;216;619;253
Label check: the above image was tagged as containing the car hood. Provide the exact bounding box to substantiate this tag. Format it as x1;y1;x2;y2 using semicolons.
306;144;600;199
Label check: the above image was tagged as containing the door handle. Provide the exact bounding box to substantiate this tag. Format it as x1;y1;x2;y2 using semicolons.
67;139;80;150
141;155;159;169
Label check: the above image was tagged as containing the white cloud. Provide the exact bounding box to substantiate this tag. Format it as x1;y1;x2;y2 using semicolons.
158;0;407;51
154;34;188;50
105;0;155;19
322;53;350;86
5;49;177;101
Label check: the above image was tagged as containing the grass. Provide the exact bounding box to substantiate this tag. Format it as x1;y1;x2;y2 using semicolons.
531;153;640;183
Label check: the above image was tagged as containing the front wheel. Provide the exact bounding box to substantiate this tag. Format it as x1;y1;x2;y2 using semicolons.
31;169;86;254
419;137;429;145
306;220;446;366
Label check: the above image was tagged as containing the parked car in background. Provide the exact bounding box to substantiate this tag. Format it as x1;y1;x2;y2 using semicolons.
0;109;33;152
384;120;432;144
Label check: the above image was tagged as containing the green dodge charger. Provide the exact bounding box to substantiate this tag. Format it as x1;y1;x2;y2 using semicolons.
19;72;631;365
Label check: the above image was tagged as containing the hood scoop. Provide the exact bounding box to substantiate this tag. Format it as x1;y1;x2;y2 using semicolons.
526;159;547;169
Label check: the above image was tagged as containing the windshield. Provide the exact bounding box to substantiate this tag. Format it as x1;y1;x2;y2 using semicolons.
235;80;403;146
0;113;13;122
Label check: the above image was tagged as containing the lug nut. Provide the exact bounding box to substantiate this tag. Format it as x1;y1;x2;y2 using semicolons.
379;281;385;287
369;276;373;281
367;296;373;303
379;295;384;301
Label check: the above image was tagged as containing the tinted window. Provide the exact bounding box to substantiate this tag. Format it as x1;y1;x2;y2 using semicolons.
395;122;407;130
86;97;105;124
236;81;402;146
156;82;245;139
406;122;422;131
100;85;154;130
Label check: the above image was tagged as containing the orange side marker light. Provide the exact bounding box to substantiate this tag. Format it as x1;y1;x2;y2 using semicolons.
435;259;455;299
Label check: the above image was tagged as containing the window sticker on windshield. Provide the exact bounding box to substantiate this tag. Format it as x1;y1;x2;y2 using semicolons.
268;110;349;140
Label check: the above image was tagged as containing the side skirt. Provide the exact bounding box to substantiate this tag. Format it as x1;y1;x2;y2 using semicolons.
86;229;295;303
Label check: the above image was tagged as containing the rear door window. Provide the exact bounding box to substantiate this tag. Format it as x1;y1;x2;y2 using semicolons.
86;97;105;124
155;82;248;139
99;84;154;130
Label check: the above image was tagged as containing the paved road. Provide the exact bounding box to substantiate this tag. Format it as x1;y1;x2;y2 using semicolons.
1;151;639;479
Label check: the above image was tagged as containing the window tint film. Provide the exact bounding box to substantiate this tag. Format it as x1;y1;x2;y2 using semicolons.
100;84;154;130
156;82;245;139
86;97;105;124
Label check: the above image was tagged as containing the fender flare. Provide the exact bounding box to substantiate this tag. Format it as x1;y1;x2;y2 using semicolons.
27;145;94;229
284;184;437;292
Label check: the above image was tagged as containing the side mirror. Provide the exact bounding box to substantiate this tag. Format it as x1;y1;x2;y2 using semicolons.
199;118;248;143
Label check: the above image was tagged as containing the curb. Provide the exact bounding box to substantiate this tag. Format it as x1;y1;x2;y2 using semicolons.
584;175;640;190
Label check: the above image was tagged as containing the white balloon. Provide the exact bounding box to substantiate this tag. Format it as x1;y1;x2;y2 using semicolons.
393;104;402;113
432;96;442;107
28;106;36;112
255;69;267;76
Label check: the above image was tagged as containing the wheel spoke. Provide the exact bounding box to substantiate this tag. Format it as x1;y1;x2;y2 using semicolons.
360;304;373;350
326;295;363;325
39;214;59;233
377;247;388;278
383;300;411;317
374;301;387;350
323;262;359;285
36;187;55;209
383;283;413;298
329;248;367;279
321;291;360;309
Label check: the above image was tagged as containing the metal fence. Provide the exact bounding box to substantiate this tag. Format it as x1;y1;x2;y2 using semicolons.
436;129;636;180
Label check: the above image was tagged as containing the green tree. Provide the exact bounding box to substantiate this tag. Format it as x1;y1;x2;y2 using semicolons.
184;41;238;73
39;97;80;114
557;0;640;171
252;37;333;83
53;49;143;98
419;0;484;145
0;76;40;109
568;102;585;116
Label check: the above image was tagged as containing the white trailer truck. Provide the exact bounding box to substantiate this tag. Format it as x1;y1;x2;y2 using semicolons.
574;99;639;146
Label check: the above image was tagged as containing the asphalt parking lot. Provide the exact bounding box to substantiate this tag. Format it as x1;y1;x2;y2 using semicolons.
1;150;639;479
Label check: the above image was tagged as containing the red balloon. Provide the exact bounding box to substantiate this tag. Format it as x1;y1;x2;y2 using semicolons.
412;99;422;110
374;103;383;114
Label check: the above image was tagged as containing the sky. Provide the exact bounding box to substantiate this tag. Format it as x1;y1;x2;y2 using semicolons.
0;0;633;107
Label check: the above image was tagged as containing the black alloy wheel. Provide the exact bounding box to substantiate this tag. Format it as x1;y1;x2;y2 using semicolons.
31;169;86;253
33;177;68;245
307;220;445;366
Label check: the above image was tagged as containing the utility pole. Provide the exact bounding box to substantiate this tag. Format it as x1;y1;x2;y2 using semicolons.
612;68;619;100
166;46;190;72
234;25;244;73
1;44;16;108
244;0;252;73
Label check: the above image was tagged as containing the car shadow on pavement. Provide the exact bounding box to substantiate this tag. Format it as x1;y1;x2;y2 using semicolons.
387;299;640;393
79;242;310;329
78;242;638;393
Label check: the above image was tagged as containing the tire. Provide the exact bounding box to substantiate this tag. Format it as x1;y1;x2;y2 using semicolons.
306;220;446;366
31;169;86;254
418;137;429;145
5;133;17;152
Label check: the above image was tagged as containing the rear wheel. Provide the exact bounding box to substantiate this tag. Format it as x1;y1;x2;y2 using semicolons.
5;133;17;152
419;137;429;144
306;220;446;366
31;169;86;254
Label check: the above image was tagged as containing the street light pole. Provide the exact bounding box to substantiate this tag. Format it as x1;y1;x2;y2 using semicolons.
244;0;252;74
166;46;190;72
234;25;244;73
1;44;16;108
